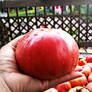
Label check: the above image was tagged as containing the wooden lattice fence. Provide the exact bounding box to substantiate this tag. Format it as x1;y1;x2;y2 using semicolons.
0;0;92;48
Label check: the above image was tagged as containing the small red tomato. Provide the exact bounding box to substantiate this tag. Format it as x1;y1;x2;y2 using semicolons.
81;65;91;77
69;74;87;87
88;72;92;83
86;82;92;91
56;81;71;91
78;59;87;66
86;55;92;63
56;88;66;92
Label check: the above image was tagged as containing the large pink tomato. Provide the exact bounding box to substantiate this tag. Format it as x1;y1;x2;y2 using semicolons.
15;28;79;80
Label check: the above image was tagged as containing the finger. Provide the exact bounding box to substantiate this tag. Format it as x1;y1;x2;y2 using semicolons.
74;65;83;72
42;72;82;91
0;46;18;73
0;35;24;52
14;72;82;92
0;36;24;73
7;35;24;48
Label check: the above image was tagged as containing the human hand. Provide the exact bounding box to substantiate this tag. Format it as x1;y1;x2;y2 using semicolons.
0;36;82;92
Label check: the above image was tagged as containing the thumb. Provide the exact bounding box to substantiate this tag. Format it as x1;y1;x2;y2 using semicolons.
7;35;24;48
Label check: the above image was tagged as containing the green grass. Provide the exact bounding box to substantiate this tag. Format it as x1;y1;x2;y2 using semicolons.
9;7;45;17
9;9;35;16
9;8;35;16
9;9;16;16
9;5;91;17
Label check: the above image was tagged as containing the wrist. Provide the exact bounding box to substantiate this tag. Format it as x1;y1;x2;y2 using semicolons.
0;77;11;92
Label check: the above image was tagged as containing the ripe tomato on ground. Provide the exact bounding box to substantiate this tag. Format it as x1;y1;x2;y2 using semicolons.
88;72;92;83
86;55;92;63
78;59;87;66
81;65;91;77
56;81;71;91
86;82;92;91
69;74;87;87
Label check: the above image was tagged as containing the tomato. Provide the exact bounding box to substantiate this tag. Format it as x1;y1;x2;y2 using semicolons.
86;82;92;91
81;65;91;77
68;86;90;92
55;88;66;92
86;55;92;63
69;74;87;87
15;28;79;80
78;59;87;66
88;72;92;83
56;81;71;91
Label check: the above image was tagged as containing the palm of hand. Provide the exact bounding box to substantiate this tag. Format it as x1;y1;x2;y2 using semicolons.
0;37;82;92
0;40;49;92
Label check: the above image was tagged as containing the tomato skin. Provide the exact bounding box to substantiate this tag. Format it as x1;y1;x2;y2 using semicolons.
16;28;79;80
88;72;92;83
69;75;87;87
86;55;92;63
86;82;92;91
68;87;90;92
78;59;87;66
81;64;91;77
55;88;66;92
56;82;71;91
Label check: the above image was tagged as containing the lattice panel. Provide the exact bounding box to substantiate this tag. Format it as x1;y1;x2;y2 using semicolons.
71;17;79;41
88;22;92;41
28;17;37;30
9;18;20;40
1;17;29;41
2;18;9;27
1;15;92;43
19;17;28;34
45;17;62;28
0;18;9;47
37;17;45;28
0;4;92;47
63;16;70;33
46;17;54;28
54;17;62;28
79;16;87;41
62;16;80;41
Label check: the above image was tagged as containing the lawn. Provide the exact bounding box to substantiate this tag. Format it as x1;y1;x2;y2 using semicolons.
8;5;92;17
